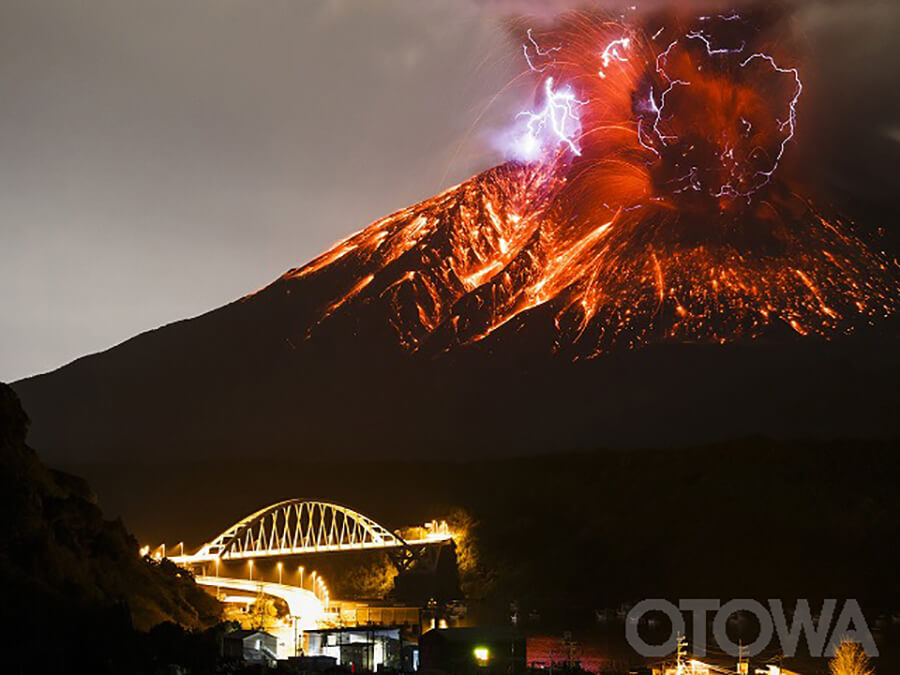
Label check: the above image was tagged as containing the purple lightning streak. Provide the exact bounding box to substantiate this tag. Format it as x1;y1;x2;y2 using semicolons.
523;28;562;73
655;40;679;83
515;77;586;158
686;31;746;55
643;79;692;147
737;53;803;188
710;53;803;199
638;30;804;200
636;40;685;155
598;36;631;78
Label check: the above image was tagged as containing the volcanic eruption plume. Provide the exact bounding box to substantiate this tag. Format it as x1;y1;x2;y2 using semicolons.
282;9;899;357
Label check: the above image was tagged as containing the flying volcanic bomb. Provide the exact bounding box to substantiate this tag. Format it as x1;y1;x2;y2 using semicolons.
282;10;899;358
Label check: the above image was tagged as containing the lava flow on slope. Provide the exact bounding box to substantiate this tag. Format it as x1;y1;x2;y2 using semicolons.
272;9;899;358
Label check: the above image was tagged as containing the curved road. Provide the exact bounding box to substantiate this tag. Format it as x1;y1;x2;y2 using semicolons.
195;575;325;628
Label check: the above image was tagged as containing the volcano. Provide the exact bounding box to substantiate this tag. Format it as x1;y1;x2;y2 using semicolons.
12;11;900;465
12;161;900;466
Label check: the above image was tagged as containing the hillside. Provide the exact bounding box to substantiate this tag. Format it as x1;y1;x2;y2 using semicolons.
0;383;220;670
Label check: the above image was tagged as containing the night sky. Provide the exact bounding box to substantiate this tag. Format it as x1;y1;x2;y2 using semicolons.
3;0;899;381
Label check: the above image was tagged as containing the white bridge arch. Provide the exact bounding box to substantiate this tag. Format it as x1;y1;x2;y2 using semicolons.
171;499;450;564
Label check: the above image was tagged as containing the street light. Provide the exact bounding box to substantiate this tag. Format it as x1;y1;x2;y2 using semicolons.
277;561;283;585
298;566;304;589
248;559;254;581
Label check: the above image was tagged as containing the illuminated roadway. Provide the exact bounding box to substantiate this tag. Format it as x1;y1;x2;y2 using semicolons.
194;575;325;627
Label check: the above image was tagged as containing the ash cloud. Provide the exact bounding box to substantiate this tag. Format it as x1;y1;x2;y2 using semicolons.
476;0;900;214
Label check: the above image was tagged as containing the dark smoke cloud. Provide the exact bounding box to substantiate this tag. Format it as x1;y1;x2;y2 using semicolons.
475;0;900;214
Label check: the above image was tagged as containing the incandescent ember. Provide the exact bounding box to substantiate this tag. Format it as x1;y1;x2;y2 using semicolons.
277;11;899;358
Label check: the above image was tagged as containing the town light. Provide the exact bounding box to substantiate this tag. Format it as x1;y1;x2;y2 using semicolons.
474;647;490;665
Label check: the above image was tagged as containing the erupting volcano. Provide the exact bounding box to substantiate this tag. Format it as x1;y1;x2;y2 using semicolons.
14;8;900;462
274;10;898;358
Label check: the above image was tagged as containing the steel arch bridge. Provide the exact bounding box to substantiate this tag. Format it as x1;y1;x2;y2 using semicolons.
170;499;450;565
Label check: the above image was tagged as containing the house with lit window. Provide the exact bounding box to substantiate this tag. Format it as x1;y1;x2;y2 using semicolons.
223;629;278;666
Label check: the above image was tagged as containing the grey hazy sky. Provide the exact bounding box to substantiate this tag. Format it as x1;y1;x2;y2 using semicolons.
1;0;529;381
3;0;899;381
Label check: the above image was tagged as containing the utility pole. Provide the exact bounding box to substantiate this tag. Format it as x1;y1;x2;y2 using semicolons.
737;640;748;675
676;633;688;674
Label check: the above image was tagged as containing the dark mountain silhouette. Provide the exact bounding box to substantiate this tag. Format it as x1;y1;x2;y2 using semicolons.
12;163;900;466
0;383;220;629
0;383;222;671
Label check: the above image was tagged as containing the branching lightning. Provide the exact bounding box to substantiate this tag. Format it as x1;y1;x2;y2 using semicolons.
523;28;561;73
515;77;585;158
598;36;631;78
685;30;745;55
738;53;803;190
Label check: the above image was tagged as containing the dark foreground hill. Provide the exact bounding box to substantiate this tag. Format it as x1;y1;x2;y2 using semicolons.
0;383;222;672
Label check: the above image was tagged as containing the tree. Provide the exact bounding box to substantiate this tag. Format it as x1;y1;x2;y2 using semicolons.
343;552;398;598
445;507;492;600
830;639;874;675
250;593;281;632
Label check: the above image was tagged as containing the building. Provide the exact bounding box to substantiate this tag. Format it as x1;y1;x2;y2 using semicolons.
305;625;405;671
330;600;422;632
419;626;526;674
224;629;278;666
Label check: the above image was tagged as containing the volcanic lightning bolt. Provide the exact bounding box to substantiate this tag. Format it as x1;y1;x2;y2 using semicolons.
514;77;586;159
523;28;561;73
277;10;899;358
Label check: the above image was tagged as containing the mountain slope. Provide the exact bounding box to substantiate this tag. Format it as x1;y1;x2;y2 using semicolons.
13;162;900;465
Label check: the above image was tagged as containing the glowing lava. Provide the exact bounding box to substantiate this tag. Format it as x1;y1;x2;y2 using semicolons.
277;11;899;358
